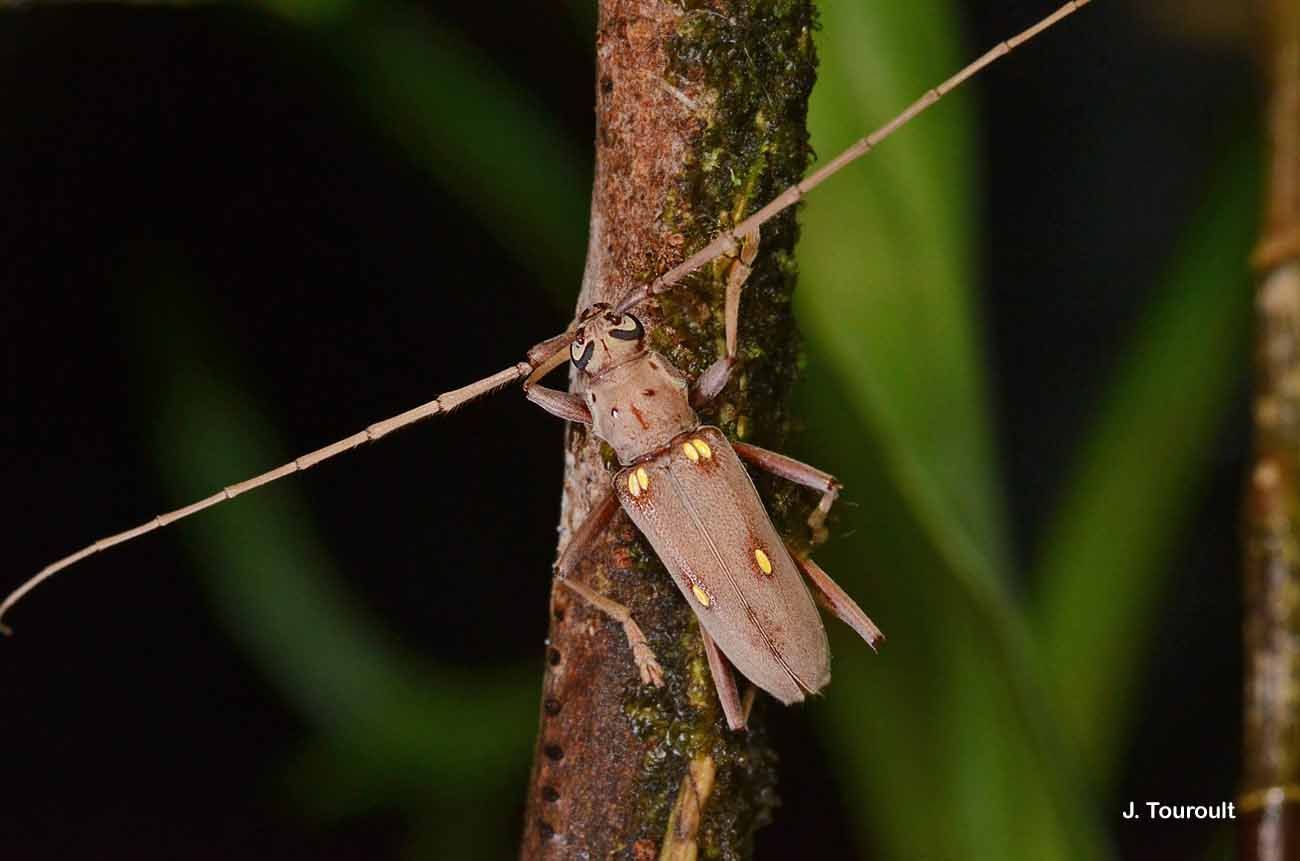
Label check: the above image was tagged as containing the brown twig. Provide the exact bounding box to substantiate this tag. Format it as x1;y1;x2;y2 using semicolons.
519;1;816;857
1241;1;1300;858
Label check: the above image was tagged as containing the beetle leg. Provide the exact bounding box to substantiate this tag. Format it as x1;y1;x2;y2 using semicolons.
724;227;760;359
690;227;760;408
700;627;748;731
690;355;735;409
741;687;756;724
732;443;841;545
552;491;662;684
526;386;593;425
791;553;884;651
559;578;665;687
553;489;620;579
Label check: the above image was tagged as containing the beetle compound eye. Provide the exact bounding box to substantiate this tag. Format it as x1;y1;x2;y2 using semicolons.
608;314;644;342
571;339;595;370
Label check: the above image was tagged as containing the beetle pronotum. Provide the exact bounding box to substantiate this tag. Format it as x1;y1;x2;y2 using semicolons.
3;1;1090;729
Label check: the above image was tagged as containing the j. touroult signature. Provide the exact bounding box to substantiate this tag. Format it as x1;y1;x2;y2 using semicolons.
1122;801;1236;821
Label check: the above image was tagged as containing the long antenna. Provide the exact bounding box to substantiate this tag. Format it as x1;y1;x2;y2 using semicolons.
0;360;538;634
5;1;1091;633
616;0;1091;315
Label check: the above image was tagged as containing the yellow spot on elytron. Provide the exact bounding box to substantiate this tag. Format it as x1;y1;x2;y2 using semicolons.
691;438;712;459
692;584;711;606
636;467;650;492
754;548;773;575
628;472;641;498
682;441;700;462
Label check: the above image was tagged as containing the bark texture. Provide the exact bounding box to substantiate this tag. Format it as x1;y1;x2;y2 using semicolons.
520;2;817;858
1242;0;1300;857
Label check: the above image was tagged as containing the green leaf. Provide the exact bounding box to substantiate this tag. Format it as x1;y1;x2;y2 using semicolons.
799;0;1008;576
1033;139;1258;790
132;277;537;819
793;3;1100;857
264;2;590;304
346;6;589;294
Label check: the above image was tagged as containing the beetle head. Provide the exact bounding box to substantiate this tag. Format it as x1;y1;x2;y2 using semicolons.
570;304;646;376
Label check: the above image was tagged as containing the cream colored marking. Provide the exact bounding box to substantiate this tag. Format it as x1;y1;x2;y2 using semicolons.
628;471;641;498
691;438;712;459
663;468;813;693
636;467;650;492
691;584;711;607
682;441;700;462
754;547;773;575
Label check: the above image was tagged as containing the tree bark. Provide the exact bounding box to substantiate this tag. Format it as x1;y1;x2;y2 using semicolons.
520;2;816;858
1241;0;1300;858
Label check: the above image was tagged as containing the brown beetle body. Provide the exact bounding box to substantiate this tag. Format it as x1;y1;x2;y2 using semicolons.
615;427;829;703
567;308;835;708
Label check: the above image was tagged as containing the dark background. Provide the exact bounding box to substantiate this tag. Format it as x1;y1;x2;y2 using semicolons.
3;2;1253;858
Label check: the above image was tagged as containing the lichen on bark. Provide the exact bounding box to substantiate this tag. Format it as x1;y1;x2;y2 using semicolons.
520;1;818;859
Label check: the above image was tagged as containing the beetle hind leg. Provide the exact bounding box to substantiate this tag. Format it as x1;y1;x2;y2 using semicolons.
558;578;665;687
700;627;755;731
733;443;841;545
791;553;884;650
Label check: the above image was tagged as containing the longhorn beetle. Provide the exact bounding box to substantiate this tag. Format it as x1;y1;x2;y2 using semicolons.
3;2;1090;731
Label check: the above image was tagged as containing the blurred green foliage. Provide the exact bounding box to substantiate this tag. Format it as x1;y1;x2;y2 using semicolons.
144;0;1256;858
145;284;538;859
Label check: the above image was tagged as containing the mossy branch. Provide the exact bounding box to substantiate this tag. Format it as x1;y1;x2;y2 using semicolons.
1241;0;1300;856
519;2;816;858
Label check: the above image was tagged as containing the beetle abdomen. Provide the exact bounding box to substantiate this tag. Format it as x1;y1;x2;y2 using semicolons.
615;426;830;704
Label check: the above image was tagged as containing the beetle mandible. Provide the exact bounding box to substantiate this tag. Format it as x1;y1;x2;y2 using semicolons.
0;1;1090;730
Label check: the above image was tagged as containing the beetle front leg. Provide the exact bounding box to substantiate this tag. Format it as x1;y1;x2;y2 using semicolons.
526;385;593;425
558;578;664;687
732;443;840;545
791;553;885;651
691;227;760;408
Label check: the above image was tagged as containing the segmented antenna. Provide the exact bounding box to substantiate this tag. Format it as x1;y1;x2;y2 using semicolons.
0;360;540;634
3;0;1090;633
616;0;1091;314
